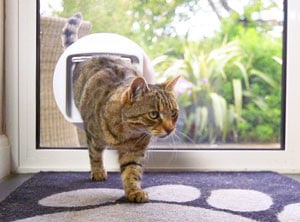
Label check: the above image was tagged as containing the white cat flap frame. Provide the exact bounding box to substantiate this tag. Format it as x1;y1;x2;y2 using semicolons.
5;0;300;173
53;33;155;129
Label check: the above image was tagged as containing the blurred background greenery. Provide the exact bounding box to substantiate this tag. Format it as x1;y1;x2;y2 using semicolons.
42;0;284;145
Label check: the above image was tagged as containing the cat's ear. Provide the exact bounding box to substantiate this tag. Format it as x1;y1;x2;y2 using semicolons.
162;75;181;91
130;77;149;94
121;77;149;104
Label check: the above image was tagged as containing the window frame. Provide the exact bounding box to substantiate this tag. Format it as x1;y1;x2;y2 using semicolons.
5;0;300;173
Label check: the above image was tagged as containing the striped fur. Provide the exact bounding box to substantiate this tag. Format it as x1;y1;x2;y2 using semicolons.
61;12;82;49
62;14;180;203
73;57;180;203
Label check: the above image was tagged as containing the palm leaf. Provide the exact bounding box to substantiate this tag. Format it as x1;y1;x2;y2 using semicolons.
250;69;278;88
210;93;227;131
233;79;243;118
234;61;250;90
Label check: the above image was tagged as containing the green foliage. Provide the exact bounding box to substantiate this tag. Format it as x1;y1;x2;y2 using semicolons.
58;0;134;35
55;0;283;144
55;0;189;58
199;1;283;144
156;38;280;144
238;102;281;142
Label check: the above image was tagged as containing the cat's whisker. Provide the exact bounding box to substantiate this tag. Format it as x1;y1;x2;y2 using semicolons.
165;135;178;167
170;133;177;146
175;130;195;144
149;136;158;145
172;131;185;145
133;133;149;147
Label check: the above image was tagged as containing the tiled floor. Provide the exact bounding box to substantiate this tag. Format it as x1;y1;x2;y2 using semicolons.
0;174;33;202
286;174;300;182
0;173;300;202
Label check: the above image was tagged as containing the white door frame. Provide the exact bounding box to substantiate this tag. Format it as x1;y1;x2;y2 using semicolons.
5;0;300;173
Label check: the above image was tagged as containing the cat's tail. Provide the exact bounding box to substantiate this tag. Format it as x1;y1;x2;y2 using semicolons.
61;12;83;49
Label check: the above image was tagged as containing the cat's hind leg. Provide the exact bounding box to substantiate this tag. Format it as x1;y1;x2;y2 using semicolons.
119;150;148;203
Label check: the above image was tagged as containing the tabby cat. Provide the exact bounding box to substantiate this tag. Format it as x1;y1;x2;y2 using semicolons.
62;13;180;203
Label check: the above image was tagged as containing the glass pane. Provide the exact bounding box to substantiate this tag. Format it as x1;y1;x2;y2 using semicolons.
38;0;285;149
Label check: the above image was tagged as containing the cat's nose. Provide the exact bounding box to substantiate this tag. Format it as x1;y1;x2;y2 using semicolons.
162;120;175;135
164;127;174;135
158;127;175;138
164;127;175;135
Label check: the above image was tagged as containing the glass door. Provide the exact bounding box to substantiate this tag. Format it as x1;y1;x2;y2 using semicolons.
38;0;285;150
6;0;300;173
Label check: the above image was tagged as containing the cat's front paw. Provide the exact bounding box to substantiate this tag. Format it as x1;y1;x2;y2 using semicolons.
126;189;149;203
90;170;107;181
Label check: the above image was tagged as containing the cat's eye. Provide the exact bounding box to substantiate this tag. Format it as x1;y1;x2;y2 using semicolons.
149;111;160;119
171;109;178;118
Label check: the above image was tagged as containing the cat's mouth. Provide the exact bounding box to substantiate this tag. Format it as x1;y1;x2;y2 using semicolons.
156;129;175;138
159;134;169;138
151;132;169;138
151;127;175;138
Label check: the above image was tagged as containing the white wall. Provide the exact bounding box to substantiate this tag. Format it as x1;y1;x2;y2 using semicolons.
0;0;3;133
0;0;11;180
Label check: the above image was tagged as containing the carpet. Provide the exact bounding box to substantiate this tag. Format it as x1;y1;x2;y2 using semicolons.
1;172;300;222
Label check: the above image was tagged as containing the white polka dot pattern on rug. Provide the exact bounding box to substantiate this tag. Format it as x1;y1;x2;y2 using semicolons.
38;188;124;207
207;189;273;212
277;203;300;222
15;203;257;222
144;184;201;202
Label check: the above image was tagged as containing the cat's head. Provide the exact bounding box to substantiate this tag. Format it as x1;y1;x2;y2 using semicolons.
121;76;180;138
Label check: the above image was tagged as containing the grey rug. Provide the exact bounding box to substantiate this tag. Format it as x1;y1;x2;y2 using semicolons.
1;172;300;222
